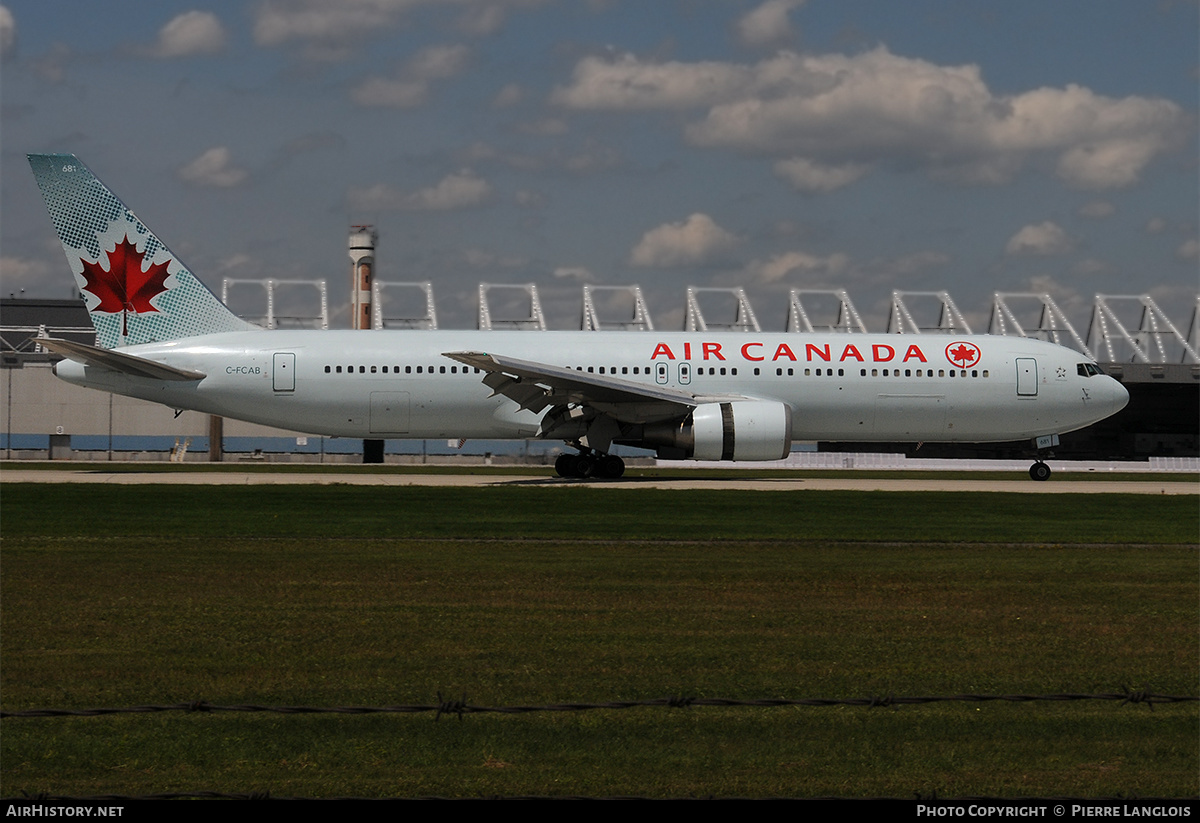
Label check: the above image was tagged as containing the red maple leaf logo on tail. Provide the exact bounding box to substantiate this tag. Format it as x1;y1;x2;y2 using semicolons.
79;237;171;337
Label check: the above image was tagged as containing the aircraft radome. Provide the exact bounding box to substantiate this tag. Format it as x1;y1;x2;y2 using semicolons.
28;154;1129;480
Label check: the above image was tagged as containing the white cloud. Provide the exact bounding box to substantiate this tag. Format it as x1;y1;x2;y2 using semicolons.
0;256;54;291
351;77;429;107
518;117;569;136
746;251;849;283
409;43;470;78
347;170;492;211
0;5;15;61
178;147;248;187
352;44;469;107
1078;201;1115;219
629;213;740;268
1071;258;1111;276
774;158;867;192
551;53;752;110
492;83;523;108
254;0;539;59
1005;221;1074;256
150;11;226;58
1177;239;1199;262
1145;217;1167;234
514;189;545;208
736;0;803;48
553;266;593;281
555;47;1185;191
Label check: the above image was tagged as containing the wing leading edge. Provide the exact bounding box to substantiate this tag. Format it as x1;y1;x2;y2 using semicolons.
444;350;759;454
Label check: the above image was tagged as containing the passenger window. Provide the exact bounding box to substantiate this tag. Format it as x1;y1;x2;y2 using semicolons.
324;366;331;373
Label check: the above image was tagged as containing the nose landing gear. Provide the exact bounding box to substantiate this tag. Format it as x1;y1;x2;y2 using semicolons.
1028;461;1052;481
1027;433;1060;481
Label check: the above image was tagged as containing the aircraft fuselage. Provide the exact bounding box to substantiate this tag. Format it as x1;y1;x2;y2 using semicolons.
53;329;1128;445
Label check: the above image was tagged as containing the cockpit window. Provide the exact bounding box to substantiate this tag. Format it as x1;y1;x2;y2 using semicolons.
1076;363;1104;377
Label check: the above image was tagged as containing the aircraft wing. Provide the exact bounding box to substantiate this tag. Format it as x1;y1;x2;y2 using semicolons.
40;338;206;382
443;349;753;426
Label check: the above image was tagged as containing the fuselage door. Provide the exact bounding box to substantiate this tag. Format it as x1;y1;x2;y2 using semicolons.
655;362;669;385
678;362;691;385
1016;357;1038;397
273;352;296;392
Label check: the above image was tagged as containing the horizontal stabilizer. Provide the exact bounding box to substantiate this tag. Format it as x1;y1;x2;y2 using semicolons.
40;338;206;381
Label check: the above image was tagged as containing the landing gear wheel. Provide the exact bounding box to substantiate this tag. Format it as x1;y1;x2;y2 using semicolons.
575;455;596;478
1029;461;1051;481
599;454;626;479
555;454;579;478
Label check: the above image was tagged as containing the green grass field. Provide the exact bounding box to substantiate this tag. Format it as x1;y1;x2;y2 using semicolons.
1;484;1196;798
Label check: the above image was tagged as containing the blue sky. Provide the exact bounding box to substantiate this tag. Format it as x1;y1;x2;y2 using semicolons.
2;0;1196;332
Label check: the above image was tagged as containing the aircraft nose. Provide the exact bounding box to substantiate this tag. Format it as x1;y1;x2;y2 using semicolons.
1110;378;1130;414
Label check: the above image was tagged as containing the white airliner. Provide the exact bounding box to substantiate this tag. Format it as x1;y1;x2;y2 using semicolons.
28;153;1129;480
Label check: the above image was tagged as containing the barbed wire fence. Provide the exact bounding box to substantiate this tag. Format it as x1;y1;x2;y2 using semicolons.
3;689;1195;720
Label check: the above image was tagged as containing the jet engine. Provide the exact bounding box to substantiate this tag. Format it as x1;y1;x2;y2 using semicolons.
636;400;793;461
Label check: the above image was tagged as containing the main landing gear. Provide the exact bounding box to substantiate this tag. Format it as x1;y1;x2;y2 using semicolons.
555;450;626;479
1028;461;1052;482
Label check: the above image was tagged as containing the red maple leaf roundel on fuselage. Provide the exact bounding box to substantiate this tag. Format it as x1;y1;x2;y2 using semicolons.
945;341;981;369
79;236;171;335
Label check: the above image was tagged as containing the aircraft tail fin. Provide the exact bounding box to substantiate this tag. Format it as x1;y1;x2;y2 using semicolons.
27;153;257;349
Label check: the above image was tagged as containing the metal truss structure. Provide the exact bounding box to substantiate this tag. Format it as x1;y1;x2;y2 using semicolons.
886;291;972;335
685;287;761;332
372;281;438;330
205;274;1199;366
1086;294;1199;364
581;285;654;331
478;283;546;331
987;293;1089;355
220;278;329;330
785;289;868;334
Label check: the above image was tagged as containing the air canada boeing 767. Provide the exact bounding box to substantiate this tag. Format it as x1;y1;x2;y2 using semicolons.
28;154;1129;479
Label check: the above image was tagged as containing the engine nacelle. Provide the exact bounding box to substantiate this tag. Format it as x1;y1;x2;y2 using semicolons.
640;400;792;461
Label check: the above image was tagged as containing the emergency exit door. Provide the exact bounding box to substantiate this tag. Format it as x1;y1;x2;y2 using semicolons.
1016;357;1037;396
273;352;295;392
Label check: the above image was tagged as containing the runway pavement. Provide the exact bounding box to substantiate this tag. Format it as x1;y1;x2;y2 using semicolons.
1;468;1195;494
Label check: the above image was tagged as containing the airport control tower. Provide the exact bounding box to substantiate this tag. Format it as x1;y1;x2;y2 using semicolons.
350;225;384;462
348;225;376;331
